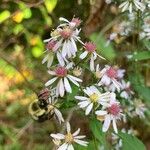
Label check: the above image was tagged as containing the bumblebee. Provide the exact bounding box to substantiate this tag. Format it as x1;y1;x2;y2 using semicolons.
28;88;54;122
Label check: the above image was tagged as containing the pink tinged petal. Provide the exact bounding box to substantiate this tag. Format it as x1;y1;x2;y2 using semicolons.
67;75;82;82
74;135;86;139
50;133;65;139
64;77;72;93
57;52;65;66
68;144;74;150
59;79;65;97
58;143;69;150
75;96;88;101
85;103;93;115
74;139;88;146
66;122;71;133
54;108;64;124
112;118;118;133
102;115;111;132
78;101;90;108
73;128;80;136
90;55;95;71
80;51;88;59
45;77;58;86
95;110;107;116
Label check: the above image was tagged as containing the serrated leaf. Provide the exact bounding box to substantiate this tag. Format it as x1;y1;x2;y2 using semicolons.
44;0;57;13
90;33;116;61
131;51;150;61
118;132;146;150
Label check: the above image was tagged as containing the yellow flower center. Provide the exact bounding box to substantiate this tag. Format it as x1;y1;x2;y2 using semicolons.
65;132;74;144
90;93;99;102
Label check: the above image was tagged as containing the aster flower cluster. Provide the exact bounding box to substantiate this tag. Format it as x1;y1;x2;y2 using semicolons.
29;17;148;150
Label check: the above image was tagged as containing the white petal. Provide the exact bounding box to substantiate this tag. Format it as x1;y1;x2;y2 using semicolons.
57;52;65;66
75;96;88;101
73;128;80;136
95;110;107;116
78;101;90;108
59;17;69;23
68;144;74;150
80;51;88;59
58;143;68;150
74;139;88;146
74;135;86;139
90;55;95;71
54;108;64;123
50;133;65;139
64;77;72;93
102;115;111;132
67;75;82;82
85;103;93;115
45;77;58;86
47;55;54;68
48;70;56;75
112;118;118;133
66;122;71;133
59;79;65;97
42;54;49;64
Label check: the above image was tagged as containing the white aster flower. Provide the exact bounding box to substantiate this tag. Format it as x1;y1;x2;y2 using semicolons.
120;80;134;99
45;63;82;97
59;17;82;28
95;93;123;133
50;122;88;150
119;0;145;13
44;17;83;60
48;96;64;124
134;99;147;118
98;65;125;92
42;40;66;67
75;86;111;115
80;42;105;71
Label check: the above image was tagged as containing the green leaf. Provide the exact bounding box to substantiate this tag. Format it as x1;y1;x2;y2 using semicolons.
31;46;43;58
129;73;150;103
89;118;109;150
90;33;116;61
44;0;57;13
0;10;10;23
130;51;150;61
118;132;146;150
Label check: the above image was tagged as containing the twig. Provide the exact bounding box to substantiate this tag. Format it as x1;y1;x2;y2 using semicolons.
16;119;33;139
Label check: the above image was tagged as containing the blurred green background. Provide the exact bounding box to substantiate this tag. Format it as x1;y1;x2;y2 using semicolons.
0;0;150;149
